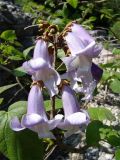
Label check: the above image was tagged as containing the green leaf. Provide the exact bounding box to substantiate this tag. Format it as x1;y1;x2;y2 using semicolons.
99;125;120;146
109;79;120;93
86;120;103;146
102;71;112;81
0;30;17;41
112;48;120;55
0;83;18;94
0;101;44;160
114;72;120;80
57;49;65;58
12;67;27;77
0;98;4;104
8;55;23;61
88;107;115;121
44;98;62;111
23;46;34;59
107;134;120;146
67;0;78;8
2;45;23;58
115;149;120;160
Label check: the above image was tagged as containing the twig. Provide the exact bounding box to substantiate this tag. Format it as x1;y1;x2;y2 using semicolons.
44;145;57;160
16;77;28;95
53;35;58;68
0;64;13;75
0;64;28;95
50;96;56;118
56;62;64;71
0;87;24;110
103;85;108;101
24;24;39;30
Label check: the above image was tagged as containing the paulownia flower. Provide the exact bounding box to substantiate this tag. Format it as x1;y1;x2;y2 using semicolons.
64;23;102;58
61;57;103;100
10;85;62;139
56;85;90;137
61;23;103;100
23;39;61;97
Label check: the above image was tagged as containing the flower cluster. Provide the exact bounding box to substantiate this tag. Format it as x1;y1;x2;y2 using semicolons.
10;21;103;139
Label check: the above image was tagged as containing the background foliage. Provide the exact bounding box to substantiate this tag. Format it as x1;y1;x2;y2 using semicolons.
0;0;120;159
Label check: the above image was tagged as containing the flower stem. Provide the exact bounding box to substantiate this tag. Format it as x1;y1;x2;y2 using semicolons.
50;95;56;118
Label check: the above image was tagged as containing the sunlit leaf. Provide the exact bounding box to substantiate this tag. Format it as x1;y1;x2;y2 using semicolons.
109;79;120;93
8;55;23;61
0;98;4;104
57;49;65;58
88;107;115;121
0;83;18;94
23;46;34;59
0;30;17;41
67;0;78;8
12;67;27;77
44;98;62;111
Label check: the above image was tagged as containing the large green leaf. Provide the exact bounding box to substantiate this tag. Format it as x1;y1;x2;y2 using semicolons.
86;120;103;146
8;56;23;61
88;107;115;121
0;101;44;160
23;46;34;59
0;30;17;41
109;79;120;93
67;0;78;8
0;83;18;94
12;67;27;77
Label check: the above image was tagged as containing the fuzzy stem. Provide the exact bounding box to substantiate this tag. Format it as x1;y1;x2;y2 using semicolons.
50;95;56;118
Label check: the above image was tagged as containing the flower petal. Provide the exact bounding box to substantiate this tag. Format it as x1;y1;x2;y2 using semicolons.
28;58;48;71
62;85;80;117
10;117;25;131
65;112;88;126
91;63;103;82
44;77;59;97
27;85;48;120
71;23;94;44
33;39;50;64
34;123;56;139
52;68;61;86
65;23;102;57
21;114;44;127
48;114;64;130
65;32;85;56
22;61;35;75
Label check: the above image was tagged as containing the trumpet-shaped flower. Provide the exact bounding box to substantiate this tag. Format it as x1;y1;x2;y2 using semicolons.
61;56;103;100
64;23;102;58
56;85;90;137
61;23;103;100
23;39;61;97
10;85;62;139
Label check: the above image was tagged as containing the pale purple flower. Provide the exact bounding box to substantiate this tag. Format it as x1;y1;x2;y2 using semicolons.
23;39;61;97
61;53;103;100
61;23;103;100
56;85;90;137
10;85;62;139
65;23;102;58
